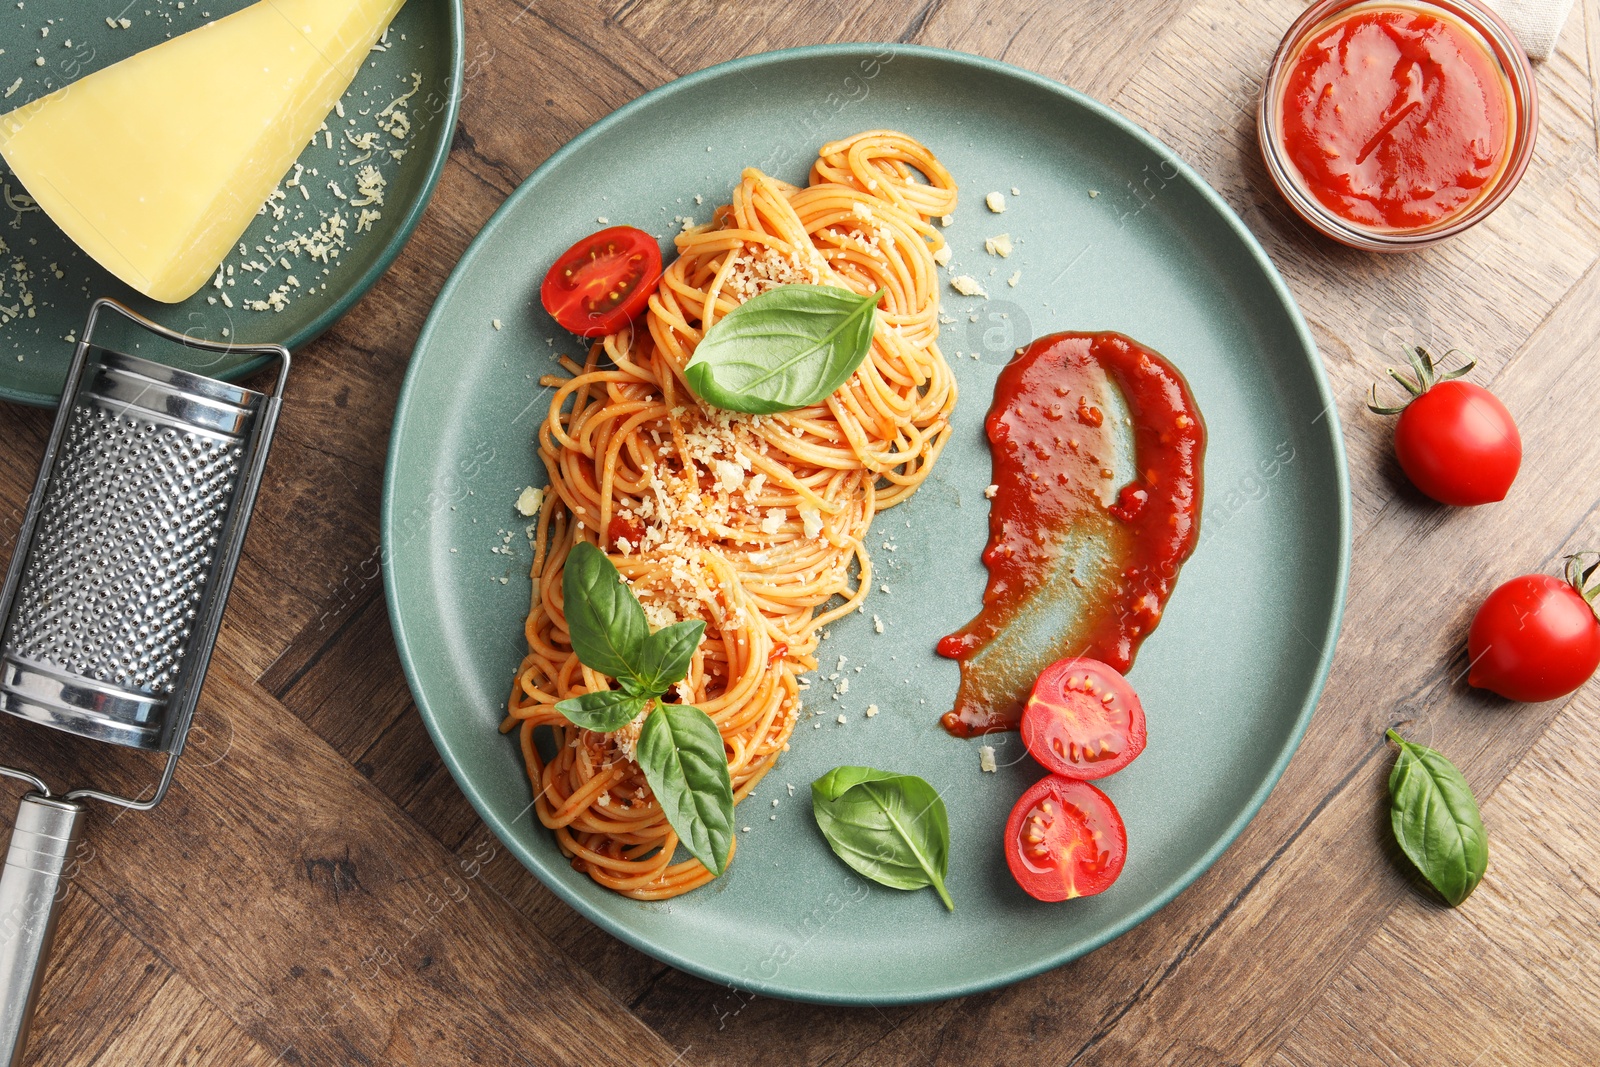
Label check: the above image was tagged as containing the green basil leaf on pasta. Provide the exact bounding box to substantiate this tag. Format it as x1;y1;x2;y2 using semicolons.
636;703;735;876
562;541;649;687
1386;729;1488;907
811;766;954;911
685;284;882;414
633;619;706;695
554;690;650;733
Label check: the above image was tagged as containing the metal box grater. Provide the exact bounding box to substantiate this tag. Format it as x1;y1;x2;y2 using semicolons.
1;350;267;750
0;298;289;1066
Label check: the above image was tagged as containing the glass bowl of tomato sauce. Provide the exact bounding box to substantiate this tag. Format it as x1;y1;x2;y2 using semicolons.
1258;0;1537;251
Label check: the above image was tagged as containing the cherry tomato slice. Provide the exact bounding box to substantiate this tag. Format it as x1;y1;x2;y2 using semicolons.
1394;380;1521;506
540;226;662;337
1020;657;1146;779
1468;574;1600;702
1004;776;1127;901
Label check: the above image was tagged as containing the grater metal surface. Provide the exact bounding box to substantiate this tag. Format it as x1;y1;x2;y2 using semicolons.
5;403;241;702
0;306;285;754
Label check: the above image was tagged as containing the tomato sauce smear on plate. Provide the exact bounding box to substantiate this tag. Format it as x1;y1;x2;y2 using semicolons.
938;332;1206;736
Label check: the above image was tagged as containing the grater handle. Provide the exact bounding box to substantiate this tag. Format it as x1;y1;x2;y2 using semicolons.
0;794;85;1067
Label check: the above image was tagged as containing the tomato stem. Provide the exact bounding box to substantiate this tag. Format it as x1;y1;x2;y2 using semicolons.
1367;344;1476;415
1564;552;1600;622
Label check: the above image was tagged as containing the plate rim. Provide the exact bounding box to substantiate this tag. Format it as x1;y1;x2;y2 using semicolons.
381;41;1353;1006
0;0;466;408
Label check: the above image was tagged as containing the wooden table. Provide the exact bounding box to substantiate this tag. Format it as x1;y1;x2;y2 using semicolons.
4;1;1600;1063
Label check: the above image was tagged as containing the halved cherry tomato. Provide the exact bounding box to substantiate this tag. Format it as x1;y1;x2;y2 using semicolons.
1004;776;1127;901
1020;657;1146;779
540;226;662;337
1468;565;1600;702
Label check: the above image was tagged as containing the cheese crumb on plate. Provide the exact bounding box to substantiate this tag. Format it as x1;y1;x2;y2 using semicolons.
515;486;544;517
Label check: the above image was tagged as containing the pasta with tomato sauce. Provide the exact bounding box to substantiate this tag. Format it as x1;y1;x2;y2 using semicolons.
505;130;958;899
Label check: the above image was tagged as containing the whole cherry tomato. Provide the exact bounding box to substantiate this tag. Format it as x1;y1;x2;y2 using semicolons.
1369;345;1520;506
1468;555;1600;702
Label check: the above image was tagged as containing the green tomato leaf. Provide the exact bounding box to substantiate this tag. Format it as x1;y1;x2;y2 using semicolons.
685;284;882;414
636;703;735;876
633;620;706;695
553;690;650;733
811;766;954;911
1386;729;1489;907
562;541;649;688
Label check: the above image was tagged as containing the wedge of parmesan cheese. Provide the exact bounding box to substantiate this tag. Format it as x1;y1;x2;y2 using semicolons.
0;0;405;303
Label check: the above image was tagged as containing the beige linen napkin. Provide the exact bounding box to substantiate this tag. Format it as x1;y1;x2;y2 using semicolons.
1484;0;1574;60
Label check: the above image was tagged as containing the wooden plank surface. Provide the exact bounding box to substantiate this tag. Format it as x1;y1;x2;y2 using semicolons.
2;0;1599;1063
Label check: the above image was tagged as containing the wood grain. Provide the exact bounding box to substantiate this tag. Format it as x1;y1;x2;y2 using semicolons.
2;0;1599;1064
1272;685;1600;1067
50;647;683;1067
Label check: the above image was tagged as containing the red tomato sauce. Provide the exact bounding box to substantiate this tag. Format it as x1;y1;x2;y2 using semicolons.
937;333;1205;737
607;514;645;547
1277;5;1511;232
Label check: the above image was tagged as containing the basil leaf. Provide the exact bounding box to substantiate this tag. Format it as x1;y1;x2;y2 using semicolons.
633;620;706;695
636;703;735;876
1386;729;1489;907
562;541;649;687
685;284;882;414
811;766;954;911
553;690;649;733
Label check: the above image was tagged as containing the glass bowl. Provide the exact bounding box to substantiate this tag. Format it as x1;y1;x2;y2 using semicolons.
1257;0;1538;252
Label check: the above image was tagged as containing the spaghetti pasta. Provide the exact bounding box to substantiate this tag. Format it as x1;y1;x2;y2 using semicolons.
504;130;958;899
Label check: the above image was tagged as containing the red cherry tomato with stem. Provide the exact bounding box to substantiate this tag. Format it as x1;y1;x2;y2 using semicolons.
1003;775;1127;901
1369;345;1520;506
540;226;662;337
1468;555;1600;702
1021;657;1146;779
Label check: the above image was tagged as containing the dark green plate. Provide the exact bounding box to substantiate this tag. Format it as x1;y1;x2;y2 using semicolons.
0;0;462;407
383;44;1351;1005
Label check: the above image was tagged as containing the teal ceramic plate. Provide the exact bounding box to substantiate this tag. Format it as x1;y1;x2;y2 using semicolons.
0;0;463;407
383;45;1350;1005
